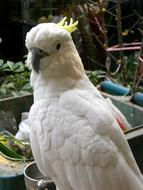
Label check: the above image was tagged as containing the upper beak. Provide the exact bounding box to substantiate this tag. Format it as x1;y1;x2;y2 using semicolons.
31;48;49;73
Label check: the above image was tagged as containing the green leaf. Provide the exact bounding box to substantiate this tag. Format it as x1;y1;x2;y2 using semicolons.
22;83;32;91
0;141;23;159
0;87;7;95
15;68;25;72
14;62;25;72
19;90;30;96
6;61;15;71
5;83;16;89
2;63;10;70
0;59;4;67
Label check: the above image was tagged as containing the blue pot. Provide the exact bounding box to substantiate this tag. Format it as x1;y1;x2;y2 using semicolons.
0;173;26;190
100;80;129;96
131;92;143;107
0;155;27;190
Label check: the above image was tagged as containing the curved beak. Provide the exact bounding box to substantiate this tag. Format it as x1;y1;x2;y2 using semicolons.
31;48;49;73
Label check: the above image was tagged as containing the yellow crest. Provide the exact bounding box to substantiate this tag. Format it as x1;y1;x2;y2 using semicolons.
57;17;78;33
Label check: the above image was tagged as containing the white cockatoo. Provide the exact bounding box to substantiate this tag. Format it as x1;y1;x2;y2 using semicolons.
26;18;143;190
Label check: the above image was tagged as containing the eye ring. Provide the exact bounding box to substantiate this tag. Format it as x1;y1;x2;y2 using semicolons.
38;49;43;53
56;43;61;50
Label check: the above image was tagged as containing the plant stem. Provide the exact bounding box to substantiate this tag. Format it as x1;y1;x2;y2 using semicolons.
131;31;143;94
116;0;126;84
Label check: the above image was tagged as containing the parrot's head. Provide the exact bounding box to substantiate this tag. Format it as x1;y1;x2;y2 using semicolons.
25;17;84;81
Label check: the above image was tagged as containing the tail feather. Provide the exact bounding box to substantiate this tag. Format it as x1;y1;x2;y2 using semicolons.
94;156;143;190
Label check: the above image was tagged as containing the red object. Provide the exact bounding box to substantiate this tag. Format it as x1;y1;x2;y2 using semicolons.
107;42;141;52
116;116;126;132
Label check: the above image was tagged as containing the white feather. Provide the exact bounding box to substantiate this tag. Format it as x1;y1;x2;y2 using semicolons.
26;22;143;190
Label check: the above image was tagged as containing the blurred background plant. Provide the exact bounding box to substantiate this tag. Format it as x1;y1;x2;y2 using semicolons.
59;0;143;88
86;69;106;86
0;59;32;98
74;0;107;70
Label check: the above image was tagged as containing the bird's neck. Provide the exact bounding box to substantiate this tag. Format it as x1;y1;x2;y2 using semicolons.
31;74;78;102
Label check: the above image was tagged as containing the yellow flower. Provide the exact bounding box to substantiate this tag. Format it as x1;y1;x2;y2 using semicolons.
117;59;122;64
38;16;47;23
102;8;106;12
103;43;108;48
122;29;129;36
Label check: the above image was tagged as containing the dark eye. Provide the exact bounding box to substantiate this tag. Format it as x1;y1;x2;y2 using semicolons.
38;49;44;55
56;43;61;50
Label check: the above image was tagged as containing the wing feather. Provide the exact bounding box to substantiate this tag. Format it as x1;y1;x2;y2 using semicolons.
30;89;143;190
58;90;143;189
